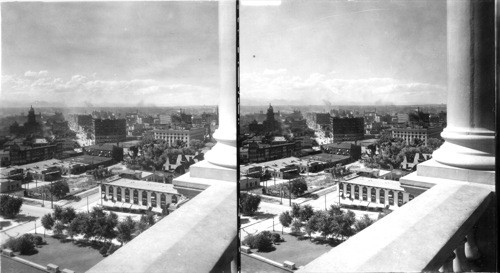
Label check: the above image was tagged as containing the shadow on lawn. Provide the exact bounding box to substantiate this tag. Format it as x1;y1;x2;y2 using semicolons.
13;214;38;223
73;239;106;251
293;234;343;247
0;220;12;228
250;212;276;220
240;218;250;225
256;245;276;253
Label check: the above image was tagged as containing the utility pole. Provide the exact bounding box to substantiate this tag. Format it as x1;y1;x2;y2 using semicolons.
50;180;53;209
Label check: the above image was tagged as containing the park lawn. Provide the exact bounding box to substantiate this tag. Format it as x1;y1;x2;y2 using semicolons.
254;233;334;267
241;254;291;273
19;236;106;272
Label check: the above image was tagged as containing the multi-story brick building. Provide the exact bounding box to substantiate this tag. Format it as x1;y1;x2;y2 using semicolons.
93;119;127;144
153;128;205;147
331;117;364;141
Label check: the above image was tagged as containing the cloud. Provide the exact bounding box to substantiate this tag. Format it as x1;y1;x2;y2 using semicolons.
24;71;39;77
241;69;446;105
1;73;218;107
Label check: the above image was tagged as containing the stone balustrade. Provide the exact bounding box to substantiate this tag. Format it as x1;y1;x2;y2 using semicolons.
298;181;496;272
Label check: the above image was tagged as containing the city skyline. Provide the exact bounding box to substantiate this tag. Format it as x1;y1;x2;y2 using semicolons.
1;1;219;108
240;0;448;106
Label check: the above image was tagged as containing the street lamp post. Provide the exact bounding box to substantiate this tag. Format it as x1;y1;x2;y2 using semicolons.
50;180;53;209
288;179;291;207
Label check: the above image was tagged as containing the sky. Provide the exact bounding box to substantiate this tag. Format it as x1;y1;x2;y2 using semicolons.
240;0;448;106
1;1;219;108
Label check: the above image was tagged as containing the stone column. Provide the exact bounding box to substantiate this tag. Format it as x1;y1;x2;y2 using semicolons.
105;185;109;197
403;192;410;203
384;190;389;205
147;191;152;207
375;188;380;204
367;187;372;202
138;190;143;205
350;184;355;199
359;186;363;201
156;192;162;207
204;0;236;169
113;187;117;200
433;0;495;170
342;183;347;198
394;191;399;207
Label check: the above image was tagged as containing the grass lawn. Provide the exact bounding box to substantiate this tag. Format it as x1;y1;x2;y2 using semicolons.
253;233;337;267
241;254;291;273
18;236;106;272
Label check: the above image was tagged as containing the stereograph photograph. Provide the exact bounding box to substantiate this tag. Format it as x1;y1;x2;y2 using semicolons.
0;0;496;272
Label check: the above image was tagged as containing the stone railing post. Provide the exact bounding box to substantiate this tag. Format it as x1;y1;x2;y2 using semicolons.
433;0;495;170
204;0;237;170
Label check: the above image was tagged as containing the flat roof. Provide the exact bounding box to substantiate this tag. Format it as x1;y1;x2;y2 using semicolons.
15;159;63;171
62;155;112;165
300;153;350;163
105;178;179;194
341;176;404;191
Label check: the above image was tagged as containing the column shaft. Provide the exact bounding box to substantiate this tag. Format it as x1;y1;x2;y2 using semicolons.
204;0;237;169
434;0;495;170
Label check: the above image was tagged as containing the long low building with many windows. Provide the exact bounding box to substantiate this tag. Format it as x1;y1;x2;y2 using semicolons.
338;175;415;210
100;178;185;214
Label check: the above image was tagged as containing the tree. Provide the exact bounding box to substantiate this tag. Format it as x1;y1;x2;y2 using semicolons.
355;214;375;233
328;204;343;217
290;218;303;234
239;192;261;216
299;204;315;222
278;211;292;234
310;210;334;238
50;181;70;199
41;213;55;237
53;205;64;221
53;221;66;237
291;203;301;218
0;195;23;219
427;138;443;151
337;210;356;240
99;245;108;256
117;216;136;245
288;178;308;197
304;218;316;240
189;139;205;151
61;207;77;224
68;212;90;240
254;233;273;252
17;234;36;255
101;212;118;242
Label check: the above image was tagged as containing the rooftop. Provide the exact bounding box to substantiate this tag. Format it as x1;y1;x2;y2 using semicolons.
85;143;117;151
300;153;351;163
61;155;112;165
342;175;404;191
105;178;179;194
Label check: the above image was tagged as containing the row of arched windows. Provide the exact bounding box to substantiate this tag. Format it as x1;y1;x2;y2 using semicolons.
102;185;178;208
339;183;411;206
